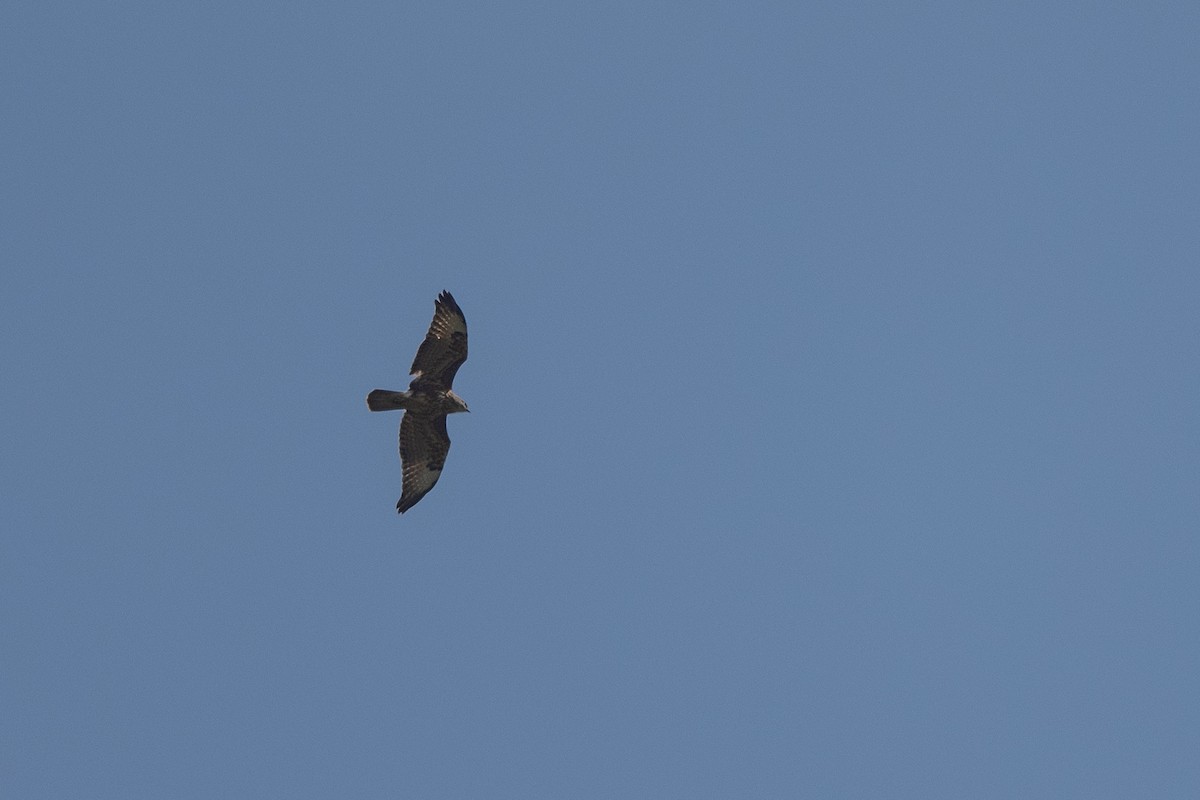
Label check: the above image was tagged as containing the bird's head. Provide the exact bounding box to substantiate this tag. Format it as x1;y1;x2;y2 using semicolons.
447;390;470;413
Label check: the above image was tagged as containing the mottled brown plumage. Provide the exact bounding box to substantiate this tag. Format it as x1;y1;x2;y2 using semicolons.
366;291;469;513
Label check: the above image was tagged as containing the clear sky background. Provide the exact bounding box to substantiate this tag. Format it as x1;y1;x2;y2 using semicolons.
3;3;1198;798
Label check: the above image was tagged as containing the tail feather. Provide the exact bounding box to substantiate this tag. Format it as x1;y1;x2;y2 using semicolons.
367;389;410;411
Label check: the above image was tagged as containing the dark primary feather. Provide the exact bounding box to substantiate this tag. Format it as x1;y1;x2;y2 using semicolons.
409;290;468;388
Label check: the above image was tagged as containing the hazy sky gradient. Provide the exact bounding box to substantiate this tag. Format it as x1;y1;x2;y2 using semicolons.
4;3;1199;798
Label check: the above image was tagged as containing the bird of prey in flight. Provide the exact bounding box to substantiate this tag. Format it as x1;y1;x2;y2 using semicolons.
367;291;469;513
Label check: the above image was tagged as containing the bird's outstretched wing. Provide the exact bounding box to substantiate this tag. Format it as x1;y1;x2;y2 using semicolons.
397;411;451;513
409;291;468;388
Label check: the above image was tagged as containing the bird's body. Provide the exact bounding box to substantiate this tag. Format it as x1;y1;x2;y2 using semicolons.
366;387;467;417
366;291;469;513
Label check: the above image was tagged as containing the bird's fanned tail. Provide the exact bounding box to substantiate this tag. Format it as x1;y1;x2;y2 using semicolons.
366;389;410;411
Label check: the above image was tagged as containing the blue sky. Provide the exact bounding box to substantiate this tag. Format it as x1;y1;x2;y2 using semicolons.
3;3;1199;797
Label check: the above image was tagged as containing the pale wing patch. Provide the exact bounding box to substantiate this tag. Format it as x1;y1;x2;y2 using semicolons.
404;464;441;495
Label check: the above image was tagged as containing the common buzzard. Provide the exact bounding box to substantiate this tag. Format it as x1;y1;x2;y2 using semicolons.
367;291;469;513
